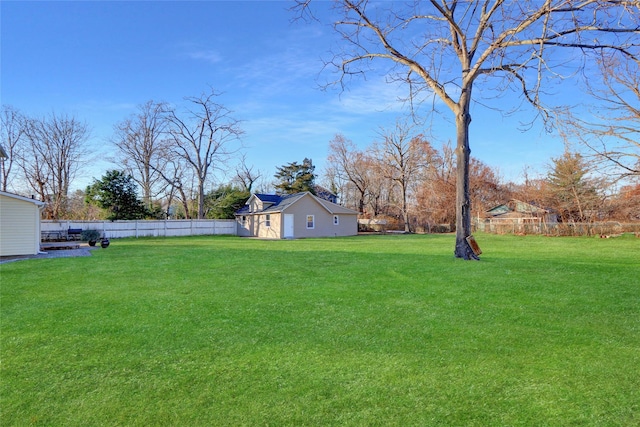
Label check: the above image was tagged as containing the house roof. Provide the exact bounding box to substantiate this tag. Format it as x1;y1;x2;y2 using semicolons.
0;191;46;207
487;199;549;217
253;193;282;204
236;192;358;216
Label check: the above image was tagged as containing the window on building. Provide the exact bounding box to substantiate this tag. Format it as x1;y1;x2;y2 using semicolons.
265;214;271;227
241;215;247;225
333;215;339;225
306;215;315;229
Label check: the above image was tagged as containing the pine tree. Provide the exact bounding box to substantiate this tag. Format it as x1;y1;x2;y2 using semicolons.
85;170;148;220
546;151;602;223
274;158;316;195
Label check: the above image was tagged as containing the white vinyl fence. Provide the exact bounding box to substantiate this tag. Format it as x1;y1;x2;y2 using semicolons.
42;219;237;239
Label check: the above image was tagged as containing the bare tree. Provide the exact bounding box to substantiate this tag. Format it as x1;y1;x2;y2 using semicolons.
233;154;261;192
559;52;639;179
374;121;434;232
1;105;26;192
112;100;171;209
151;153;196;219
327;134;373;213
166;89;244;219
295;0;639;259
469;157;507;216
20;113;91;218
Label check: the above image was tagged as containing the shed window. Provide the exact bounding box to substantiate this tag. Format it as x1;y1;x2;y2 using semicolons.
333;215;339;225
265;214;271;227
241;215;247;225
306;215;315;229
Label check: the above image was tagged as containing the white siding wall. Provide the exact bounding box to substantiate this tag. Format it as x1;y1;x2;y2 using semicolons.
0;195;41;256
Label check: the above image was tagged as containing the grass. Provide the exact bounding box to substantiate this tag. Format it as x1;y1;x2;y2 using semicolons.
1;233;639;426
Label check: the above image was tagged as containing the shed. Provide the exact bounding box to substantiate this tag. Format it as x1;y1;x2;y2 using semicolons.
0;191;46;256
235;192;358;239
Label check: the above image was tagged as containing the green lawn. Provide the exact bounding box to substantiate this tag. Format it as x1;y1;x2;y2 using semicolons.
1;234;639;426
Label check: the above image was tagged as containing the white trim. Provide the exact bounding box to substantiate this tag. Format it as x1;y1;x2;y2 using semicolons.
306;214;315;229
0;190;45;206
333;215;339;225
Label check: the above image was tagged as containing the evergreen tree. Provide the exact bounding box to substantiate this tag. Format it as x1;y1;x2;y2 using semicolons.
85;170;148;220
274;158;316;195
204;185;250;219
546;151;602;222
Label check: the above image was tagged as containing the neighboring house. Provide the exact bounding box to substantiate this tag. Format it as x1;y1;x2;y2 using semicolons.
235;192;358;239
314;185;338;204
0;191;46;256
480;199;557;233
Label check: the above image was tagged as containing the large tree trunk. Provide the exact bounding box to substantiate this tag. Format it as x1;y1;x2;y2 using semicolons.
402;185;410;232
198;180;205;219
454;103;479;260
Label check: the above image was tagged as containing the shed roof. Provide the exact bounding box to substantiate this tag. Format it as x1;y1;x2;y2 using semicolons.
0;191;46;207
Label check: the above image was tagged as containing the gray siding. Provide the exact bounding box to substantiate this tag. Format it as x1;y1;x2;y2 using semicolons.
236;192;358;239
285;196;357;238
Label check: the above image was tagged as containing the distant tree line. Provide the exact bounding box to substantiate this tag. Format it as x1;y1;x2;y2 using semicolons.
325;121;639;231
2;84;638;225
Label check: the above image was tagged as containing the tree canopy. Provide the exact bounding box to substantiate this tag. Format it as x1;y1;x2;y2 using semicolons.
295;0;639;259
274;158;316;195
85;170;148;220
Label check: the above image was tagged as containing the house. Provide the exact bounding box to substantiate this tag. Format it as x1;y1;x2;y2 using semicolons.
480;199;557;233
0;191;46;256
235;192;358;239
314;185;338;204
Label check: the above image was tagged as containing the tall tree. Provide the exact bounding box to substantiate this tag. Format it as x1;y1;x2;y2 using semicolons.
167;89;243;219
546;150;603;223
112;100;171;209
233;154;261;192
274;158;316;194
559;51;639;179
295;0;639;259
327;134;373;213
85;170;148;221
375;121;434;232
21;112;91;218
0;105;26;192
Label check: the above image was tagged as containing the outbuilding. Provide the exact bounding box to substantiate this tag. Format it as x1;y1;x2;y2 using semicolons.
235;192;358;239
0;191;46;256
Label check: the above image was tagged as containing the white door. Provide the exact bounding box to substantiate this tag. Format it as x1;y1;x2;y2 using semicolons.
284;214;294;238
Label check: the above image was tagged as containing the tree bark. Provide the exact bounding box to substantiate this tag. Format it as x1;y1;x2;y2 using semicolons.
454;102;478;260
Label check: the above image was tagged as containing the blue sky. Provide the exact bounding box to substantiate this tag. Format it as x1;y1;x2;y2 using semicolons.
2;1;568;191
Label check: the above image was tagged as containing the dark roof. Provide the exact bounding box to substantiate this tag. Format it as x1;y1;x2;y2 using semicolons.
235;192;357;216
253;193;282;204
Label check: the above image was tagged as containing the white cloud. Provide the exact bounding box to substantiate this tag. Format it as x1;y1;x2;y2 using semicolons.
186;49;223;64
173;41;223;64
